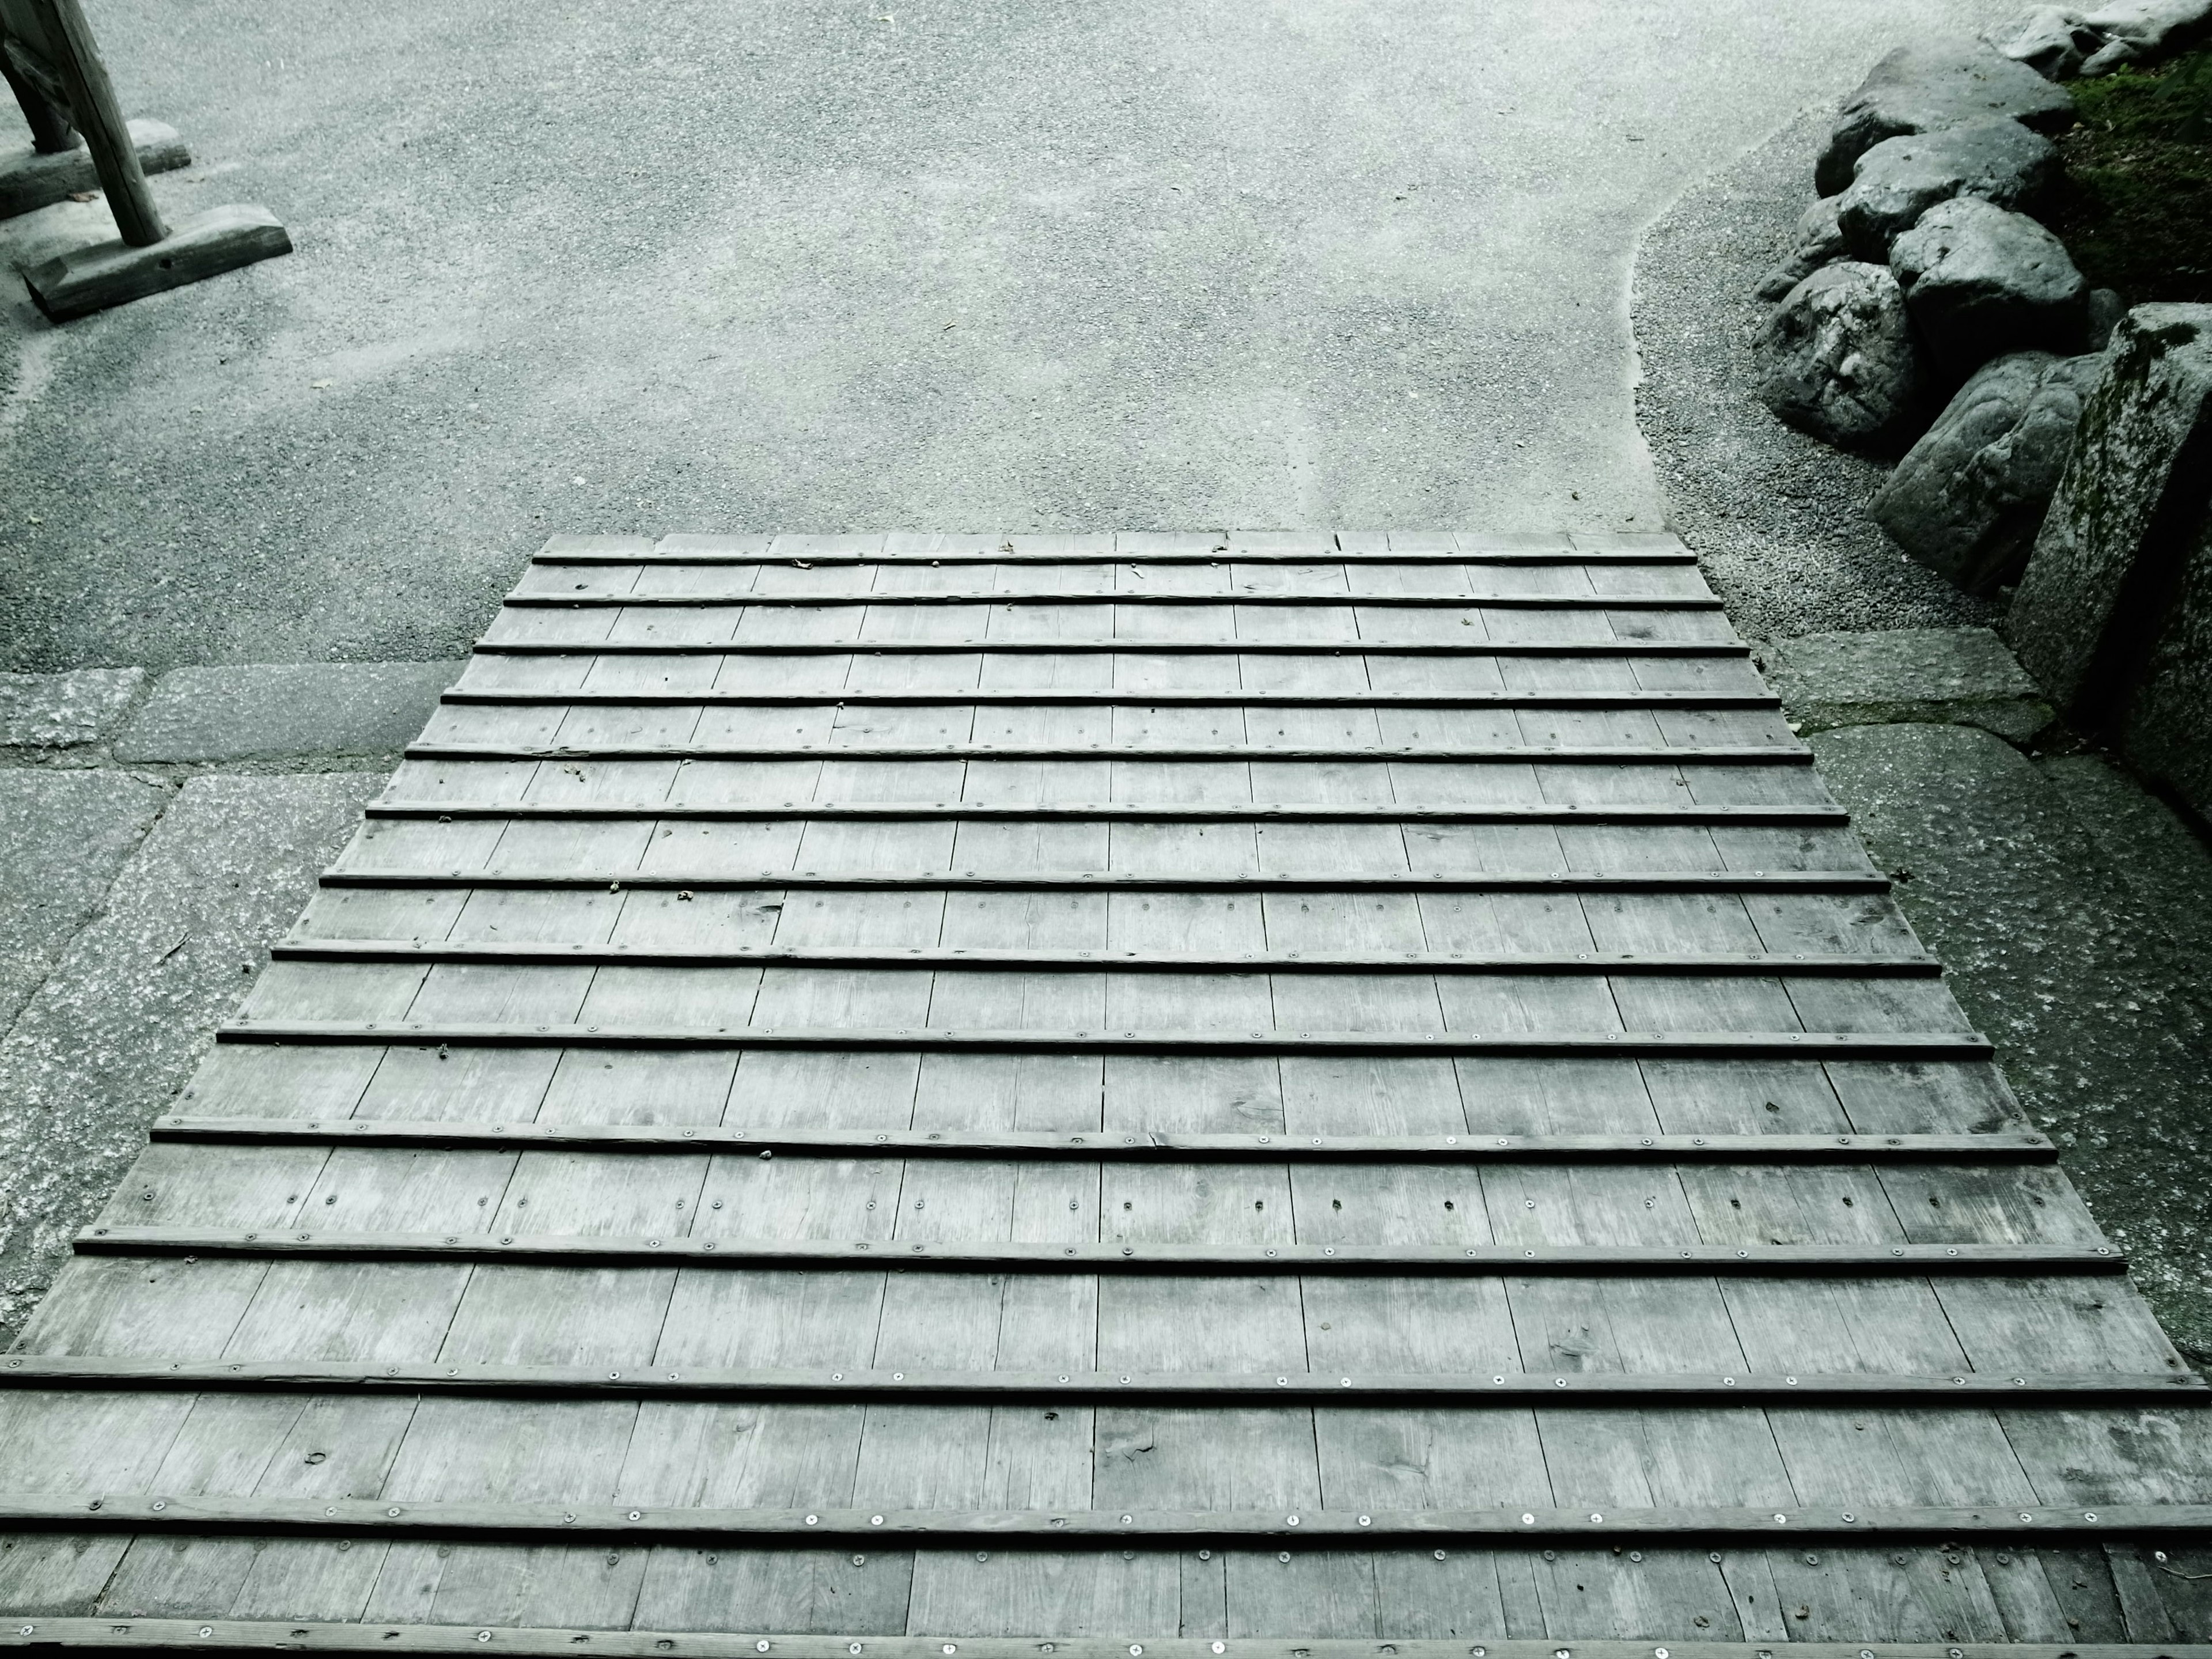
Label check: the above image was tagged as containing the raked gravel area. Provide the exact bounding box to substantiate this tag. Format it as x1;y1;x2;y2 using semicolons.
2;0;2021;672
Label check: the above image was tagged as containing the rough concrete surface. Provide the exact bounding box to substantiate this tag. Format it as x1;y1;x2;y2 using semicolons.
112;661;463;763
0;667;145;748
0;772;381;1343
0;0;2021;673
1762;626;2053;738
1635;112;1997;638
1813;722;2212;1359
0;770;168;1029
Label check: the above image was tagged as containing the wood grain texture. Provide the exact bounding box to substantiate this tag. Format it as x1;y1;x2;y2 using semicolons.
3;536;2200;1649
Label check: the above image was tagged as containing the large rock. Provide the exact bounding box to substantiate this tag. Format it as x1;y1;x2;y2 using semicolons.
1983;6;2112;77
1837;120;2060;257
2079;0;2212;70
1755;196;1848;301
1816;40;2077;195
2012;305;2212;703
1891;196;2088;377
1870;349;2103;591
1757;262;1929;452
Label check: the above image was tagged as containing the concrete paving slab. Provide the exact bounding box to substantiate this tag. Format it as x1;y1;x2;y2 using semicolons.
0;668;145;748
112;661;462;763
0;0;2021;673
0;771;381;1342
1813;721;2212;1359
0;770;169;1031
1762;626;2053;740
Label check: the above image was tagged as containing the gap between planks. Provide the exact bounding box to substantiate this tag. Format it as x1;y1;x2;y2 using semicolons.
313;872;1891;894
2;1356;2184;1403
404;744;1810;763
0;1496;2195;1541
363;801;1847;824
144;1118;2054;1164
211;1024;1992;1060
3;1626;2206;1659
265;942;1940;978
499;593;1722;611
70;1229;2118;1275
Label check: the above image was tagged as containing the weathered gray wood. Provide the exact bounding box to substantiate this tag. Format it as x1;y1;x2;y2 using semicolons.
72;1228;2119;1275
146;1117;2054;1164
2;533;2199;1650
25;203;292;322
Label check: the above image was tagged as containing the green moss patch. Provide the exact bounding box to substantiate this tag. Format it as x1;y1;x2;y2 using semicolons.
2046;47;2212;304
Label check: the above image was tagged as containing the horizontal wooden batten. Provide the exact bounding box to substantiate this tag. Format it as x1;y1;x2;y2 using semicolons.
442;688;1778;710
365;800;1851;825
0;1494;2184;1542
472;639;1749;658
267;940;1940;978
74;1228;2101;1275
538;541;1691;565
317;870;1890;895
502;592;1724;611
2;1626;2205;1659
0;1355;2176;1402
213;1022;1991;1061
404;742;1813;765
147;1117;2055;1164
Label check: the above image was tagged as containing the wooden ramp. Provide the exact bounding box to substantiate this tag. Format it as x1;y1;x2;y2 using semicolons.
5;529;2211;1659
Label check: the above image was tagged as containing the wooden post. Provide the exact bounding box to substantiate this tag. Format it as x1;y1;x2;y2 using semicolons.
0;21;79;153
21;0;162;243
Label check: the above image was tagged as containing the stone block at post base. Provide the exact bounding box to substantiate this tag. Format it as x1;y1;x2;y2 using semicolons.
0;116;187;219
22;202;290;320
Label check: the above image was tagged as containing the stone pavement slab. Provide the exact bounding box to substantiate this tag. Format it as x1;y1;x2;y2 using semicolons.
0;770;168;1031
0;668;144;749
0;771;382;1342
1762;625;2053;739
111;661;462;763
1813;721;2212;1358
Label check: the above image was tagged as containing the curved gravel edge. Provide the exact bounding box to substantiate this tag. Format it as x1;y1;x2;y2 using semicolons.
1631;109;1997;639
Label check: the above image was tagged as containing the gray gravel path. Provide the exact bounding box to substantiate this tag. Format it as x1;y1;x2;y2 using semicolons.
2;0;2017;671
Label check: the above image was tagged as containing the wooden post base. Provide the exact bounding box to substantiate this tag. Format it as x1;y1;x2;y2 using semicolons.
0;116;186;218
21;200;290;319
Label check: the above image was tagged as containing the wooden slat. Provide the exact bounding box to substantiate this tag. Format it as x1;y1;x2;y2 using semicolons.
405;742;1812;763
73;1228;2114;1274
365;800;1849;823
0;1494;2196;1540
3;1624;2207;1659
316;871;1891;893
211;1022;1991;1060
268;940;1936;977
6;1356;2183;1402
144;1118;2056;1163
471;639;1749;657
444;688;1777;708
501;592;1723;610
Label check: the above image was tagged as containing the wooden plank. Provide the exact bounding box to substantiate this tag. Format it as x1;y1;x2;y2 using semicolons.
16;1622;2212;1656
3;1495;2207;1540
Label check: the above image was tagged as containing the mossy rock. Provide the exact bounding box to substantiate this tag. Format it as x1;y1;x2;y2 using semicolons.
2047;47;2212;303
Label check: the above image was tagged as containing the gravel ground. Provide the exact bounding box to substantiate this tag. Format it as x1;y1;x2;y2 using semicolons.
1634;111;2001;640
0;0;2019;672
